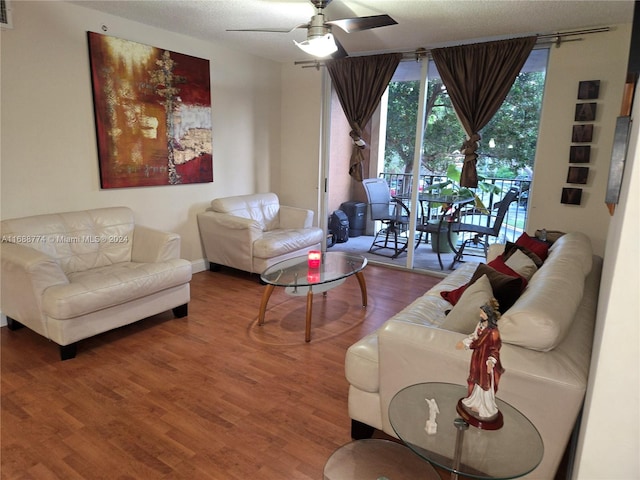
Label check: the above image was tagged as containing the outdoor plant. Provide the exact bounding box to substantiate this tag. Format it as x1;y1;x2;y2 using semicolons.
424;163;504;212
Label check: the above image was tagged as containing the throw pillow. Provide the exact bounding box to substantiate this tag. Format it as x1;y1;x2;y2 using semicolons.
470;262;526;313
503;241;544;268
487;255;525;279
440;282;468;305
442;275;494;334
515;232;550;261
504;248;538;281
441;260;527;312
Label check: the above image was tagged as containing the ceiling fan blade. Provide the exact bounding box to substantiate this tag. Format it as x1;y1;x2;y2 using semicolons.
331;35;349;60
331;36;349;59
328;14;397;33
227;24;307;34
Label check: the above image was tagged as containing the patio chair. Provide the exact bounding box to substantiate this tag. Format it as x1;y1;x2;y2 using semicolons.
450;187;520;266
362;178;411;259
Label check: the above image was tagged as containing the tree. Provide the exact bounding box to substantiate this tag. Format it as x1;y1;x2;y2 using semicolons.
384;69;546;179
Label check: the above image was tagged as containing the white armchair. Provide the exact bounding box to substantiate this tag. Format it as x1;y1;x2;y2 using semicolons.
197;193;324;274
1;207;192;360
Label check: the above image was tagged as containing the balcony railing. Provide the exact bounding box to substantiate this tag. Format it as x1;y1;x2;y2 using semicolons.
379;172;530;244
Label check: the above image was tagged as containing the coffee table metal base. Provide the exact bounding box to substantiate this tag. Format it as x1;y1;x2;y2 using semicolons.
323;439;439;480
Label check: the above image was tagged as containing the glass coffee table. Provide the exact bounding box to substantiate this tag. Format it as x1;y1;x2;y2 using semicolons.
324;439;440;480
389;383;543;480
259;252;367;342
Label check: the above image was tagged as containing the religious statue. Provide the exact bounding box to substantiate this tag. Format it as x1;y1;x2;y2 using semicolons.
424;398;439;435
455;298;505;429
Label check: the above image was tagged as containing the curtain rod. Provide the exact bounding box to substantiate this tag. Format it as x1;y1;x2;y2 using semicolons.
295;26;611;68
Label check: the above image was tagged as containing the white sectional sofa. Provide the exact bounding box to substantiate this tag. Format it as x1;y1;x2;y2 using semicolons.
1;207;192;360
197;193;324;274
345;232;601;479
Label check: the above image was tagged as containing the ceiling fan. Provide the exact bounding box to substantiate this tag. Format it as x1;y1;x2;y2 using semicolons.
227;0;397;58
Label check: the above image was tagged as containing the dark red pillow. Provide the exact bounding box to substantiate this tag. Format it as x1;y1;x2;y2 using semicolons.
515;232;550;261
441;258;528;311
441;283;468;305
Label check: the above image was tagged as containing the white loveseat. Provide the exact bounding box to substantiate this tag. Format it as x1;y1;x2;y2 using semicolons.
345;232;601;479
1;207;192;360
197;193;324;274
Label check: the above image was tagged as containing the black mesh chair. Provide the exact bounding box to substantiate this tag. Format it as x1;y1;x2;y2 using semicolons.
451;187;520;265
362;178;411;259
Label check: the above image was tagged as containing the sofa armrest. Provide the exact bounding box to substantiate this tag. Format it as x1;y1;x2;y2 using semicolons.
132;225;181;263
377;320;471;429
279;205;314;229
197;211;263;271
1;242;69;336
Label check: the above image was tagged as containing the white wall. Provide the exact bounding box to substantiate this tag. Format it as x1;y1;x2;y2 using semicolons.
573;77;640;479
0;0;281;270
528;25;631;256
277;63;323;213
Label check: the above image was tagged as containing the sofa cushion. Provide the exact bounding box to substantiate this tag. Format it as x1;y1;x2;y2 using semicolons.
42;259;192;319
499;232;593;351
253;228;324;259
210;193;280;231
486;243;505;263
442;274;493;334
1;207;134;275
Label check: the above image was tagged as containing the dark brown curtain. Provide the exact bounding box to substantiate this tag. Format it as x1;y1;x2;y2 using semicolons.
431;37;536;187
326;53;402;181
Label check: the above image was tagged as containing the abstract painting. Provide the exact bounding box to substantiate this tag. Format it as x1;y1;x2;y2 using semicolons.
88;32;213;188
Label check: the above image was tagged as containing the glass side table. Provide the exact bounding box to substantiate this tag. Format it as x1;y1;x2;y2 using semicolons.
323;439;440;480
389;383;543;480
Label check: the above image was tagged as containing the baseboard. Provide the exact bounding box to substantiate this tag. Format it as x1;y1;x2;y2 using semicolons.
191;258;207;274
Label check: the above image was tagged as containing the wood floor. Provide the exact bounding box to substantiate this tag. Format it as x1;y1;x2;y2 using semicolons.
1;264;441;479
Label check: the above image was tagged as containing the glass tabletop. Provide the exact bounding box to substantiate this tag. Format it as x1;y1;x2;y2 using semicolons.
389;383;543;480
419;193;475;205
260;251;367;287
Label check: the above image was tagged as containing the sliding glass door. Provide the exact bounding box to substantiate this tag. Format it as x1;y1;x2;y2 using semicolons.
326;48;548;272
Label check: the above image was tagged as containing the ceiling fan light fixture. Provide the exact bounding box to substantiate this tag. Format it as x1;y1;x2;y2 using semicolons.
294;33;338;57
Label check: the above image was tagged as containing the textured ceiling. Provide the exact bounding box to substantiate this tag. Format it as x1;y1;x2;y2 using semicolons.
71;0;635;63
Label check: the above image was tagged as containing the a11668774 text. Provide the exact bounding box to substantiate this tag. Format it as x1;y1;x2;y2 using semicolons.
2;234;129;244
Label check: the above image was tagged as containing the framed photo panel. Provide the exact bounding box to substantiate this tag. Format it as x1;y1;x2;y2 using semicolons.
572;124;593;143
577;80;600;100
567;166;589;184
561;187;583;205
569;145;591;163
574;102;597;122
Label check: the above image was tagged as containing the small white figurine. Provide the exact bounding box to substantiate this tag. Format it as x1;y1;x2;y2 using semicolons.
425;398;440;435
